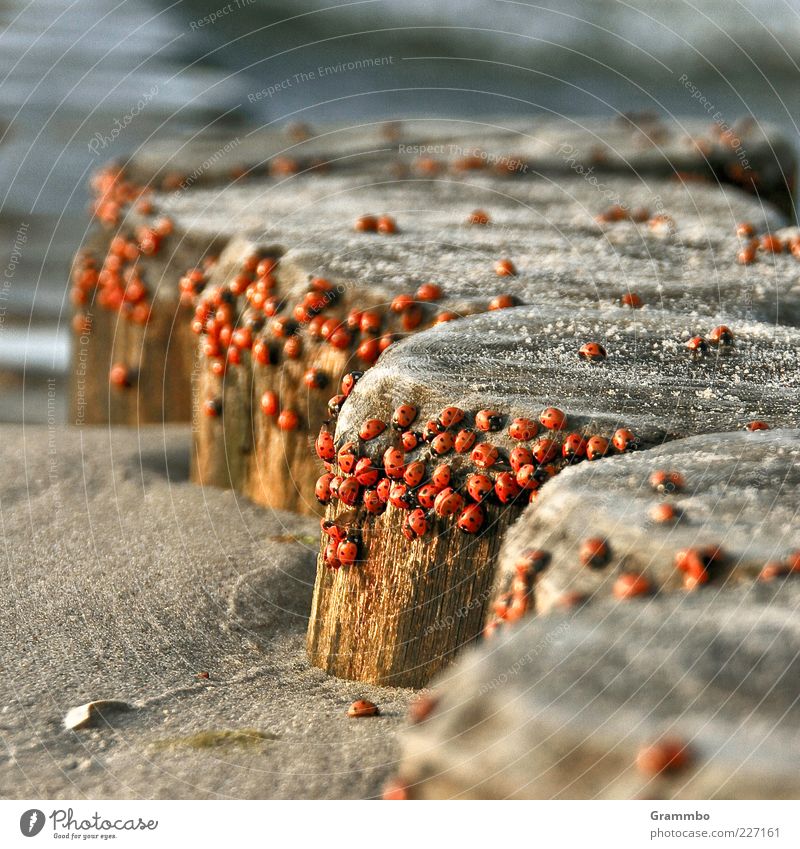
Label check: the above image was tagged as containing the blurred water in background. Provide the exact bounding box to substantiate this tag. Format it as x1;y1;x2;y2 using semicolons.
1;0;799;421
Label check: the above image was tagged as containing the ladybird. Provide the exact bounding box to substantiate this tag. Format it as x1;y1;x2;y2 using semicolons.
736;221;755;238
515;548;550;576
531;438;558;465
612;428;638;453
438;406;465;428
561;433;587;461
650;503;679;524
403;461;427;488
376;478;391;502
435;311;458;324
341;371;363;397
494;472;521;504
467;209;490;225
515;464;545;491
315;428;335;462
685;335;709;356
328;326;352;350
585;436;609;461
457;503;485;534
363;489;386;515
760;233;783;253
509;445;534;472
737;245;757;264
508;417;537;441
401;304;423;331
323;541;340;570
417;483;438;509
389;482;412;510
423;419;445;441
649;470;684;493
613;573;651;599
360;310;382;334
357;338;381;364
708;325;734;346
337;442;359;474
408;693;439;724
494;258;516;277
354;457;380;487
391;293;413;314
355;215;378;232
328;394;347;418
539;407;567;431
304;368;327;390
466;473;493;502
674;547;712;586
434;487;464;518
376;215;397;234
203;397;222;418
431;464;452;490
392;403;418;430
383;447;406;478
471;443;499;469
488;293;518;311
431;431;455;455
337;477;361;507
636;739;691;776
109;363;132;388
759;561;790;582
315;472;334;504
321;519;346;542
454;429;477;453
745;420;770;431
337;535;360;567
278;409;300;431
578;342;607;362
620;292;643;308
359;418;387;441
475;409;504;432
416;282;442;301
405;508;429;538
401;431;421;451
579;537;609;568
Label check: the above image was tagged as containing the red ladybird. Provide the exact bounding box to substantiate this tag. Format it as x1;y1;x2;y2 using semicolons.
260;390;279;417
708;325;734;347
405;508;429;538
357;338;381;364
494;258;516;277
401;431;421;451
531;438;558;464
434;487;464;518
315;473;334;504
649;470;685;493
454;429;477;453
488;293;518;310
109;363;132;388
539;407;567;431
585;436;609;461
561;432;586;461
494;472;521;504
508;417;537;441
383;447;406;478
745;420;770;431
328;394;347;418
355;214;378;232
471;443;499;469
475;409;504;433
685;335;709;356
416;282;442;302
392;404;418;430
579;537;609;568
389;482;412;510
620;292;643;309
457;503;485;534
337;535;360;567
363;489;386;515
360;310;382;334
376;478;391;502
315;428;335;462
359;418;387;441
203;397;222;418
341;371;363;397
337;477;361;507
304;368;327;390
403;461;427;488
516;464;545;491
612;428;638;453
423;419;445;441
337;442;359;474
278;409;299;431
509;445;534;473
578;342;607;362
323;541;340;570
431;464;452;490
354;457;380;487
430;431;455;455
438;406;465;428
466;473;493;502
417;483;438;509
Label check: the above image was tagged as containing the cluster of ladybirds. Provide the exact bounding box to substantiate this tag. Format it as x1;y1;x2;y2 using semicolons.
735;222;800;264
684;323;734;357
595;203;676;233
88;164;152;228
315;370;641;570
